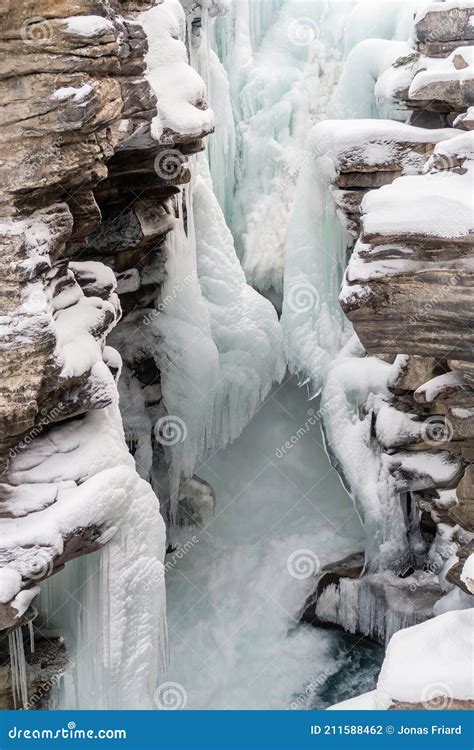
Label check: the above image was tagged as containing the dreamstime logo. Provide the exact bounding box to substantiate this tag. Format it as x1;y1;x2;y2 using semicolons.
143;272;197;325
420;682;454;710
408;270;465;327
287;549;320;580
421;416;454;446
425;152;459;174
21;16;53;46
275;407;318;458
154;682;187;710
154;149;186;182
287;17;319;47
142;535;199;592
23;288;49;314
25;660;71;709
154;415;188;446
434;154;458;171
290;667;332;709
287;281;320;314
9;402;66;459
425;7;466;44
24;549;54;582
311;136;332;161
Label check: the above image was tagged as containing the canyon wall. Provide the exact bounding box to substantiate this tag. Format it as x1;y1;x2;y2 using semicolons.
0;0;210;708
0;0;283;709
298;1;473;710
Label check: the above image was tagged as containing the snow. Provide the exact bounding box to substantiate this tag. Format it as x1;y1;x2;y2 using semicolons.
63;16;114;37
461;554;474;592
425;129;474;165
414;371;465;402
415;1;474;23
454;106;474;127
329;609;474;709
329;39;412;120
54;297;117;379
2;385;166;708
376;609;474;708
409;47;474;99
308;119;456;169
16;404;168;710
319;345;411;572
361;161;474;241
327;690;377;710
140;1;215;139
0;568;22;604
51;85;93;103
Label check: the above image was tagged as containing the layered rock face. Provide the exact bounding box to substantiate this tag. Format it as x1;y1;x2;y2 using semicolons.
0;0;205;708
301;2;473;709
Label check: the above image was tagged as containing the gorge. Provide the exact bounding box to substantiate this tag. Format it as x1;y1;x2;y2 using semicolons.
0;0;473;713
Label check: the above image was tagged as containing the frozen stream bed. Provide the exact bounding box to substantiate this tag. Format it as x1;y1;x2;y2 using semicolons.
166;375;383;709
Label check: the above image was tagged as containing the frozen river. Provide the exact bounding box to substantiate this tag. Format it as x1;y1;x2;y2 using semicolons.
166;375;382;709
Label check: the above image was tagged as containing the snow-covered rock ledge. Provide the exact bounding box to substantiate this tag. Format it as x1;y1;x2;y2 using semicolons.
0;0;172;709
329;609;474;710
285;0;474;682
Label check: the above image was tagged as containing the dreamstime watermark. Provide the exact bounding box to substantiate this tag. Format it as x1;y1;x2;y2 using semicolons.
290;667;332;709
23;144;64;182
287;17;319;47
154;681;187;710
420;682;454;710
142;535;199;592
275;396;346;459
9;402;66;460
286;281;320;314
22;287;50;314
420;415;454;447
143;272;196;325
275;407;318;458
8;723;127;741
408;551;457;593
21;16;53;46
24;660;71;710
427;152;461;173
154;148;186;182
154;415;188;446
287;549;320;580
22;548;55;582
424;7;466;45
408;270;465;327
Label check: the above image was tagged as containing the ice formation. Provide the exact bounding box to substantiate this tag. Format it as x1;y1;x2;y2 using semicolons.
2;0;473;714
139;0;285;519
210;0;354;295
152;155;285;516
17;404;167;709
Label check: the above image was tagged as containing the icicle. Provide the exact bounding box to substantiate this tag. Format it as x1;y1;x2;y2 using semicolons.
9;628;28;710
28;621;34;654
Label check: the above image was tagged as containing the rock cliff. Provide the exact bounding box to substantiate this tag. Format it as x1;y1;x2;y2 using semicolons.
299;1;473;709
